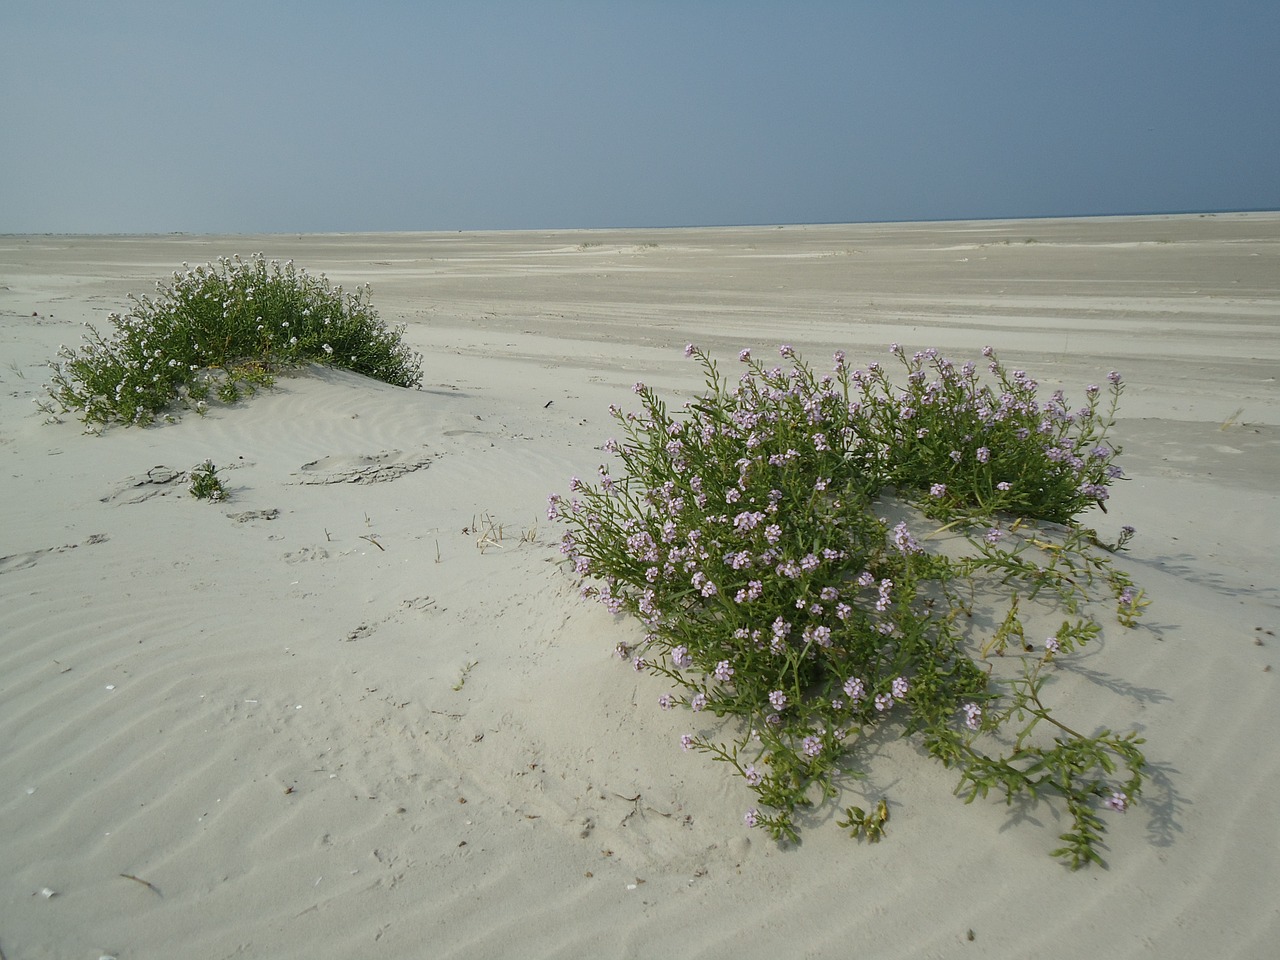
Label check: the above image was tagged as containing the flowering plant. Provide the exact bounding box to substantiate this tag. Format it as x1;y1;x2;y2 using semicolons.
187;459;227;501
42;254;422;428
552;344;1147;868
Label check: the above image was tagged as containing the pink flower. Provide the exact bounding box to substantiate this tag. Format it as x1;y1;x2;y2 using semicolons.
1104;792;1129;813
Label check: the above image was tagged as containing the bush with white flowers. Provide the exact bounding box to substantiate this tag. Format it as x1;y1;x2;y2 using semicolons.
43;253;422;427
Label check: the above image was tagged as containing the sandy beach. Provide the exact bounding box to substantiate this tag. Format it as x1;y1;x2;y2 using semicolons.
2;214;1277;959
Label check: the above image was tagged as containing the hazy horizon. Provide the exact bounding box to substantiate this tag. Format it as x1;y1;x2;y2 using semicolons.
7;207;1280;240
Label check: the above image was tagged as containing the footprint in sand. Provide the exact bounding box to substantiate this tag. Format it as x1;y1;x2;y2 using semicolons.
292;449;438;485
226;508;280;523
101;465;184;503
346;623;378;642
0;534;110;574
284;546;330;563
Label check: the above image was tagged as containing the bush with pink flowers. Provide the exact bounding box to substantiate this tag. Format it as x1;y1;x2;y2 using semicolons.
552;343;1147;868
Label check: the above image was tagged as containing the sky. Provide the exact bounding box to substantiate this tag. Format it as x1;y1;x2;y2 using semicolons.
2;0;1277;234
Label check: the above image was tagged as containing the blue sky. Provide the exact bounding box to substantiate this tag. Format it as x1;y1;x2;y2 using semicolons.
2;1;1277;233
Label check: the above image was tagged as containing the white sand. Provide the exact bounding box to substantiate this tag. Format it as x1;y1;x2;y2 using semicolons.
1;214;1277;959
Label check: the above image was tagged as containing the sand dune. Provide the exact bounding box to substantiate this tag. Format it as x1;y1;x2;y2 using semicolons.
1;214;1277;959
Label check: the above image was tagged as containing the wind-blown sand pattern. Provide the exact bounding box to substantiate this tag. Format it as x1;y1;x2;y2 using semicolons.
1;214;1277;959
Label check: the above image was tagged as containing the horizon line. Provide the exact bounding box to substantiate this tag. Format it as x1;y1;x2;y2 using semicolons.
5;207;1279;239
